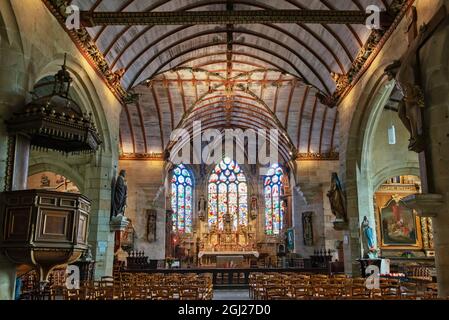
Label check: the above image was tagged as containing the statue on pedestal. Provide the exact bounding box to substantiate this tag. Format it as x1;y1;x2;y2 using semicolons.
361;216;378;259
198;195;207;221
223;212;232;233
327;173;347;223
146;209;157;242
111;170;128;217
250;196;258;219
302;212;314;246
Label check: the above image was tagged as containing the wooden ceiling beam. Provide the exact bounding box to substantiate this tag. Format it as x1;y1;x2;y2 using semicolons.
81;10;394;27
296;86;310;150
307;96;319;153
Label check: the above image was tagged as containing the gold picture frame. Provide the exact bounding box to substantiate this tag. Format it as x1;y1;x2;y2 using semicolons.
376;196;423;250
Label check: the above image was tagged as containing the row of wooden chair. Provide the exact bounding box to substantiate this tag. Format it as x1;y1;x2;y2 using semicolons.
23;273;213;300
249;273;440;300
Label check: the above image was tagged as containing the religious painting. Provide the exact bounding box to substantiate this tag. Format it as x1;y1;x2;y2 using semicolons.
146;209;157;243
377;197;422;249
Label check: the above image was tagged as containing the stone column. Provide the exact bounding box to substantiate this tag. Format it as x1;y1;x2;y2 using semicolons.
84;155;116;279
342;183;362;277
420;20;449;297
0;15;28;300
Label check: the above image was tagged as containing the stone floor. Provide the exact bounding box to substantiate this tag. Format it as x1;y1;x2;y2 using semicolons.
213;289;251;300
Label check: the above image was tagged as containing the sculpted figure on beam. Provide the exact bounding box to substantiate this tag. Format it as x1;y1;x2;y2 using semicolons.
384;22;428;153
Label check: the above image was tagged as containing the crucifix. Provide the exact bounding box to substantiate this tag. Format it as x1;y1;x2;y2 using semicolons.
384;5;448;193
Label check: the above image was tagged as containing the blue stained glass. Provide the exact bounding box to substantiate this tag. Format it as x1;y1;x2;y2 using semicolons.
264;164;285;235
171;165;193;234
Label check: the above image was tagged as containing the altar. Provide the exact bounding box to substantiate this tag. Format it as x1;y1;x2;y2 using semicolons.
198;251;259;267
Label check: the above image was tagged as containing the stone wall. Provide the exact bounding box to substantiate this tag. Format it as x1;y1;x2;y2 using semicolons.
293;160;342;260
118;160;167;260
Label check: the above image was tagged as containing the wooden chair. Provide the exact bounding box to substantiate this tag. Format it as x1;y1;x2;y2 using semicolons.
400;282;419;299
349;285;370;299
290;285;311;300
265;285;288;300
179;287;199;300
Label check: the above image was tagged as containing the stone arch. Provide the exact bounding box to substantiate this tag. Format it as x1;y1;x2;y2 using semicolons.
372;166;421;192
341;61;419;273
28;156;85;194
354;73;419;246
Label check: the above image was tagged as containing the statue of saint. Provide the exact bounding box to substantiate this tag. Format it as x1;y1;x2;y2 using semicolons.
223;212;232;233
327;173;347;222
198;196;207;220
361;216;378;259
250;196;258;219
302;212;314;246
146;209;157;242
111;170;128;217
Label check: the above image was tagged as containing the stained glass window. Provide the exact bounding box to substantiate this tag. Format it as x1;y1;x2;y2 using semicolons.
171;164;193;233
208;157;247;231
264;164;285;235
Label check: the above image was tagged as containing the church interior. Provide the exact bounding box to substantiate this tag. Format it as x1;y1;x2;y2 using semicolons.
0;0;449;301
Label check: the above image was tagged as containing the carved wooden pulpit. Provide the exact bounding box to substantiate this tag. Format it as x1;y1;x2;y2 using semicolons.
0;190;90;289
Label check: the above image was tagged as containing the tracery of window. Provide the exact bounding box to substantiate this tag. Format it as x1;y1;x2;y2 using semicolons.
208;157;248;231
264;164;285;235
170;164;193;233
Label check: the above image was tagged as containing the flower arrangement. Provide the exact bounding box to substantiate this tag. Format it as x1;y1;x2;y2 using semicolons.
401;251;415;258
367;247;379;259
166;257;174;268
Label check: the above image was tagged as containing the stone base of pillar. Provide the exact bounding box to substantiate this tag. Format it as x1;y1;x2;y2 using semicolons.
0;254;16;300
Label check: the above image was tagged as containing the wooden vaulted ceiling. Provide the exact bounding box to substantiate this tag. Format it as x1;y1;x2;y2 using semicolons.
70;0;396;159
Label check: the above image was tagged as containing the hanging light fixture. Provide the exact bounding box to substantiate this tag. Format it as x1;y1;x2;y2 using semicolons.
6;54;102;154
